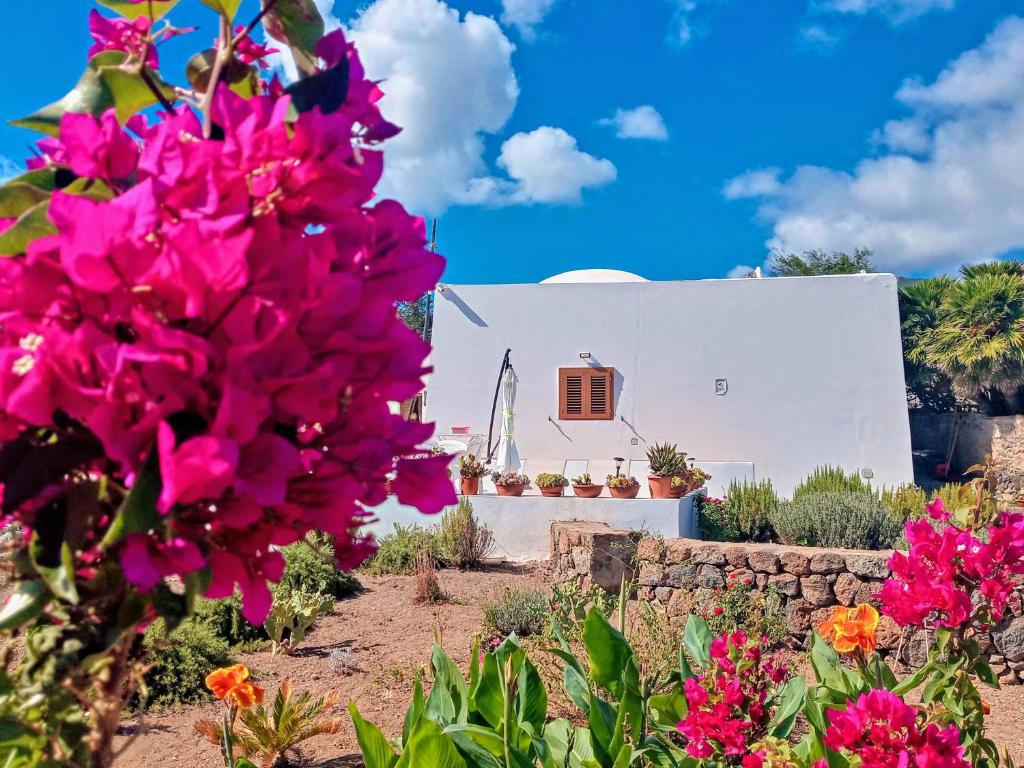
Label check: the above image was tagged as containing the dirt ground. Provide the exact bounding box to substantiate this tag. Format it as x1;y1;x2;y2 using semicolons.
115;564;1024;767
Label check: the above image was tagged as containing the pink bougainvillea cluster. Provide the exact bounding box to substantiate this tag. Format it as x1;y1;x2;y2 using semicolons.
675;630;788;764
878;498;1024;630
824;690;968;768
0;28;455;623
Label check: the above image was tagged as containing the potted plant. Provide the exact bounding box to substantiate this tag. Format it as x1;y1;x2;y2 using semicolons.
571;473;602;498
646;442;689;499
458;453;487;495
688;466;711;494
535;472;569;497
669;474;688;498
606;474;640;499
492;470;529;497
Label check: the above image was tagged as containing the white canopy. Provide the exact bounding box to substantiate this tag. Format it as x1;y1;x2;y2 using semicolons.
493;366;521;472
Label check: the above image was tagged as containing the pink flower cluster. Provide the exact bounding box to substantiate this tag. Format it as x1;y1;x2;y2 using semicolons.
879;499;1024;629
0;29;454;623
676;630;788;762
824;690;968;768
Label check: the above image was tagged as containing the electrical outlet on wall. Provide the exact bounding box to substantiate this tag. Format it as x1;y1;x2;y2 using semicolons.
630;438;638;445
714;378;728;395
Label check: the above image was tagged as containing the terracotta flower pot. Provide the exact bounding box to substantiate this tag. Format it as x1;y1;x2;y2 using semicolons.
496;482;525;497
572;484;603;498
540;485;564;497
648;475;675;499
609;484;640;499
460;476;480;496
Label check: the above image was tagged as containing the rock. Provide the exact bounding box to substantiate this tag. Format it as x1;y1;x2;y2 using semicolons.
994;617;1024;662
748;550;781;574
903;629;931;668
755;573;769;590
665;563;699;589
768;573;800;597
1008;660;1024;672
691;544;727;566
664;539;692;564
653;587;674;603
668;589;693;617
999;669;1021;686
724;546;749;569
785;599;813;633
638;563;665;587
809;552;846;574
876;615;901;650
779;550;810;576
697;565;726;588
834;573;864;606
991;654;1006;665
637;537;665;563
845;553;891;579
801;575;835;607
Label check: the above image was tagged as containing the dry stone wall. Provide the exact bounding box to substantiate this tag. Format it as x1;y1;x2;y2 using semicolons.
550;521;1024;685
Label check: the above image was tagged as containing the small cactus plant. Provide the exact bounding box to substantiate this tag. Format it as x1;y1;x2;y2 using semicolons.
458;453;487;478
646;442;688;477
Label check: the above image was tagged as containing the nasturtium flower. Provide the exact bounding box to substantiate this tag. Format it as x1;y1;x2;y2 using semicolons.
817;603;879;655
205;664;264;709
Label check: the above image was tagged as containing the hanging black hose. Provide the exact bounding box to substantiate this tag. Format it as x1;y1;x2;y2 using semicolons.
485;348;512;464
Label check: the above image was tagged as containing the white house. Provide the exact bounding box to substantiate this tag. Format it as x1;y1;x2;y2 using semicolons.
423;269;914;499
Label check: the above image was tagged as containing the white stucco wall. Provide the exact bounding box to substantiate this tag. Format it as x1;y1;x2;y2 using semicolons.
424;274;914;498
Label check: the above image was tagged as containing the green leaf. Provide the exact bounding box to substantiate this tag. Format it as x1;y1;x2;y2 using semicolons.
7;169;59;191
402;676;425;747
442;724;504;758
0;581;49;631
97;0;181;20
261;0;325;77
891;662;931;696
101;451;161;549
98;65;175;124
768;676;806;738
612;744;634;768
0;183;50;219
682;615;712;668
0;200;55;256
563;662;591;714
30;540;79;605
517;657;547;732
974;657;1001;689
349;703;399;768
198;0;243;19
471;653;505;730
583;609;632;698
404;719;467;768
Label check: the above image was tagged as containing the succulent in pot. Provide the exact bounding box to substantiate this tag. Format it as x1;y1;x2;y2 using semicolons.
646;442;690;498
606;474;641;499
688;466;711;493
571;472;602;498
491;470;529;497
458;453;487;495
535;472;569;497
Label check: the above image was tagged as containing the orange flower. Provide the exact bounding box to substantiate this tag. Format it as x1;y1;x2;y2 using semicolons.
205;664;265;709
817;603;879;655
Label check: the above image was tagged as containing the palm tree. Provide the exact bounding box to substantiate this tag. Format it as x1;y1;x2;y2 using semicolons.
959;261;1024;280
917;272;1024;412
899;277;957;410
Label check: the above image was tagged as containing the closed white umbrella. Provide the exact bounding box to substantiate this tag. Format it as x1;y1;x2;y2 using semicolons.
494;366;521;472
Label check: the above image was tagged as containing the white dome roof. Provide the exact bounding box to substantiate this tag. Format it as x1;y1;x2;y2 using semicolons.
540;268;649;284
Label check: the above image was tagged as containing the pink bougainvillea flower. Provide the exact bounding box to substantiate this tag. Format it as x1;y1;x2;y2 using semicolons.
234;26;278;67
824;690;968;768
88;9;157;68
925;497;950;522
157;422;239;512
59;111;139;181
121;533;204;593
391;454;458;515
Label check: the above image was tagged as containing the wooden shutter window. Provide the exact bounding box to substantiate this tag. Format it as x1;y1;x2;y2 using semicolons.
558;367;614;420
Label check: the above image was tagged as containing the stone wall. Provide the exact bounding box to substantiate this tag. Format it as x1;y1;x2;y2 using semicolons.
550;521;1024;685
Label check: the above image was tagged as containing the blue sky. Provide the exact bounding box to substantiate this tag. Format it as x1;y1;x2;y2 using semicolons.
2;0;1023;284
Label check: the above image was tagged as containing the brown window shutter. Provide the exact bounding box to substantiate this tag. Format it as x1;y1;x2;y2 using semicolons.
559;367;614;420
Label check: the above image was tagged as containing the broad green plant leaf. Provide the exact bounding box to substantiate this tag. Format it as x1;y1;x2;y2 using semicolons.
0;581;50;631
583;609;632;698
0;183;50;218
101;452;162;549
402;675;425;747
97;0;181;20
768;676;806;738
471;652;505;730
349;703;398;768
29;537;79;605
0;200;54;256
683;614;712;668
99;65;175;124
403;719;467;768
198;0;243;20
261;0;325;77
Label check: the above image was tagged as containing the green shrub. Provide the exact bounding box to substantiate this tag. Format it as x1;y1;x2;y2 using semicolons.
792;465;871;500
696;496;739;542
435;498;495;568
279;536;361;598
694;580;788;645
143;620;234;707
482;588;549;639
193;594;267;648
361;523;437;575
769;490;902;550
724;480;778;542
880;483;928;522
930;482;976;513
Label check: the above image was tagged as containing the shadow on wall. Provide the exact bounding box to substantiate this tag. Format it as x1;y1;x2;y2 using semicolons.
439;287;487;327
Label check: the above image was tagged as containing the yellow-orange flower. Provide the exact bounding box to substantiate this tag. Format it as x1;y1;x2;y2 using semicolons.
205;664;265;709
817;603;879;655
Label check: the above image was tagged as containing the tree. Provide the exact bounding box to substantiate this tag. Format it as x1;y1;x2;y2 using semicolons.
769;248;874;277
398;293;433;342
899;277;958;412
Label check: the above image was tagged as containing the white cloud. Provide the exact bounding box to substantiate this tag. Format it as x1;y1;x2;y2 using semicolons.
724;16;1024;274
723;168;782;199
726;264;756;278
346;0;520;214
484;127;617;205
500;0;558;40
666;0;698;46
599;105;669;141
798;24;841;51
816;0;955;23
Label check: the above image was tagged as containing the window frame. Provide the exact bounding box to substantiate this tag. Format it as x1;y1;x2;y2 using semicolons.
558;366;615;421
